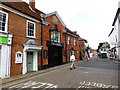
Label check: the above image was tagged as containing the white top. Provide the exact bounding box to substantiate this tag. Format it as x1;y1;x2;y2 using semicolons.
70;55;75;61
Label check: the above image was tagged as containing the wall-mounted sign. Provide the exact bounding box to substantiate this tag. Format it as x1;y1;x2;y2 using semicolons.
47;40;64;47
15;51;23;63
0;37;8;43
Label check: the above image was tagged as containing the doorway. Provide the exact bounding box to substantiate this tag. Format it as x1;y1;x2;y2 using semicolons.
27;52;33;72
48;46;63;67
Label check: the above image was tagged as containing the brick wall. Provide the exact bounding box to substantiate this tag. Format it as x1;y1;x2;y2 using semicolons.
8;11;41;76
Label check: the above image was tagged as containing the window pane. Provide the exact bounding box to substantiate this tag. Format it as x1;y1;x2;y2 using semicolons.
2;26;5;31
0;12;6;32
3;17;6;22
27;21;35;37
2;22;5;27
0;26;2;30
0;22;2;26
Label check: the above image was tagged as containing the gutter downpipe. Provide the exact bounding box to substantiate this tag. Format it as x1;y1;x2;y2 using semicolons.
40;20;43;69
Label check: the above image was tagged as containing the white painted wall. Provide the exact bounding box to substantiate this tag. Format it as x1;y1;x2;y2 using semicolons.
0;45;11;78
118;14;120;59
109;24;118;49
110;13;120;60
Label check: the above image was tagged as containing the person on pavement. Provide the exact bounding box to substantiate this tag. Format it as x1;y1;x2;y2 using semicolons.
70;54;76;70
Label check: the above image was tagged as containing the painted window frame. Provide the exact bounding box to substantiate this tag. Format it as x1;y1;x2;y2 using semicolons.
67;36;70;45
26;20;36;38
74;38;76;46
0;10;8;33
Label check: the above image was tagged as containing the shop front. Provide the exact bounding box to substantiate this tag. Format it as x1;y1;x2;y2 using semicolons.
0;33;12;78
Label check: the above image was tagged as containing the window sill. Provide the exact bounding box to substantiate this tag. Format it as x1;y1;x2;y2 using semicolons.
27;36;36;39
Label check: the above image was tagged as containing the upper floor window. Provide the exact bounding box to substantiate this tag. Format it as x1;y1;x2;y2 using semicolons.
67;36;70;45
74;38;76;46
27;20;35;38
50;28;60;43
0;11;8;32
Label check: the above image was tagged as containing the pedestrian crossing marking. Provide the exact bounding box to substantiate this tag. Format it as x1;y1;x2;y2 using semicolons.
76;81;118;89
9;80;58;89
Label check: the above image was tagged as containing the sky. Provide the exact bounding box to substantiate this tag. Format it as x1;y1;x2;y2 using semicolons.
23;0;119;49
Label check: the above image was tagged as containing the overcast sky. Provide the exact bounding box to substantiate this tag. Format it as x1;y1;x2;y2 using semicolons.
24;0;119;49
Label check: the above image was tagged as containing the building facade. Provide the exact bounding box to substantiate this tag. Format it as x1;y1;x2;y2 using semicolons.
108;5;120;60
0;0;44;78
0;0;85;78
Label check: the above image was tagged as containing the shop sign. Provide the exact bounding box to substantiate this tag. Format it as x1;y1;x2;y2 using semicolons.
0;37;8;43
47;40;64;47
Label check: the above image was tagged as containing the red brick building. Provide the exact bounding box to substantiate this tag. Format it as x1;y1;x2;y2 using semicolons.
41;11;85;68
0;0;85;78
64;27;86;61
0;0;45;78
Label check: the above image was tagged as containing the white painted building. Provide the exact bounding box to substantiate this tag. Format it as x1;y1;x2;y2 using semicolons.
108;2;120;60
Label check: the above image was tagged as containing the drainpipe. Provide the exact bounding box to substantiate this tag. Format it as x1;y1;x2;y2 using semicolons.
65;33;68;63
40;20;43;69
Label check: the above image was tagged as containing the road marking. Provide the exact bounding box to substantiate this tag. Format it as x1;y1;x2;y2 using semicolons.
9;80;58;89
76;81;118;89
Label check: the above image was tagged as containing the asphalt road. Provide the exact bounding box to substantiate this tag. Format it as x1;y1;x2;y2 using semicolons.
3;57;120;89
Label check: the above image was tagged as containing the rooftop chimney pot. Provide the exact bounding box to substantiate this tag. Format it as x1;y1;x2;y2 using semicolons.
29;0;35;10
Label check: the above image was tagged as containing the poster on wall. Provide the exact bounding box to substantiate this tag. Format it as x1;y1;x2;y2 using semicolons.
15;51;22;63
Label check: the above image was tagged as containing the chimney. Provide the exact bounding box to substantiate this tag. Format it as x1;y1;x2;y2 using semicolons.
29;0;35;11
73;31;77;34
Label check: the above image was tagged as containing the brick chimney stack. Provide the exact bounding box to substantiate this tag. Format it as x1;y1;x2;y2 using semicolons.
29;0;35;10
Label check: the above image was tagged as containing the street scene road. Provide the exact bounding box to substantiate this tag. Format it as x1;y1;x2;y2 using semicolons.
2;58;119;89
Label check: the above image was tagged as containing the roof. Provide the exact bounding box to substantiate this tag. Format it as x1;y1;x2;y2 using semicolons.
109;8;120;37
112;8;120;26
46;11;66;27
1;0;45;21
108;28;114;37
65;27;80;38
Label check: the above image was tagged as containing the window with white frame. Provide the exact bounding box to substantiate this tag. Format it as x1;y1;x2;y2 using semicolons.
67;36;70;45
0;11;8;32
15;51;22;63
74;38;76;46
27;20;35;38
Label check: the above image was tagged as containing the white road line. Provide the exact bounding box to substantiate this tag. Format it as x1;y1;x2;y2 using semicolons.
76;81;118;89
9;80;58;89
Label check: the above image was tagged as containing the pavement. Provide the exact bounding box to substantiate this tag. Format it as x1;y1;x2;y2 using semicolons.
1;62;71;88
